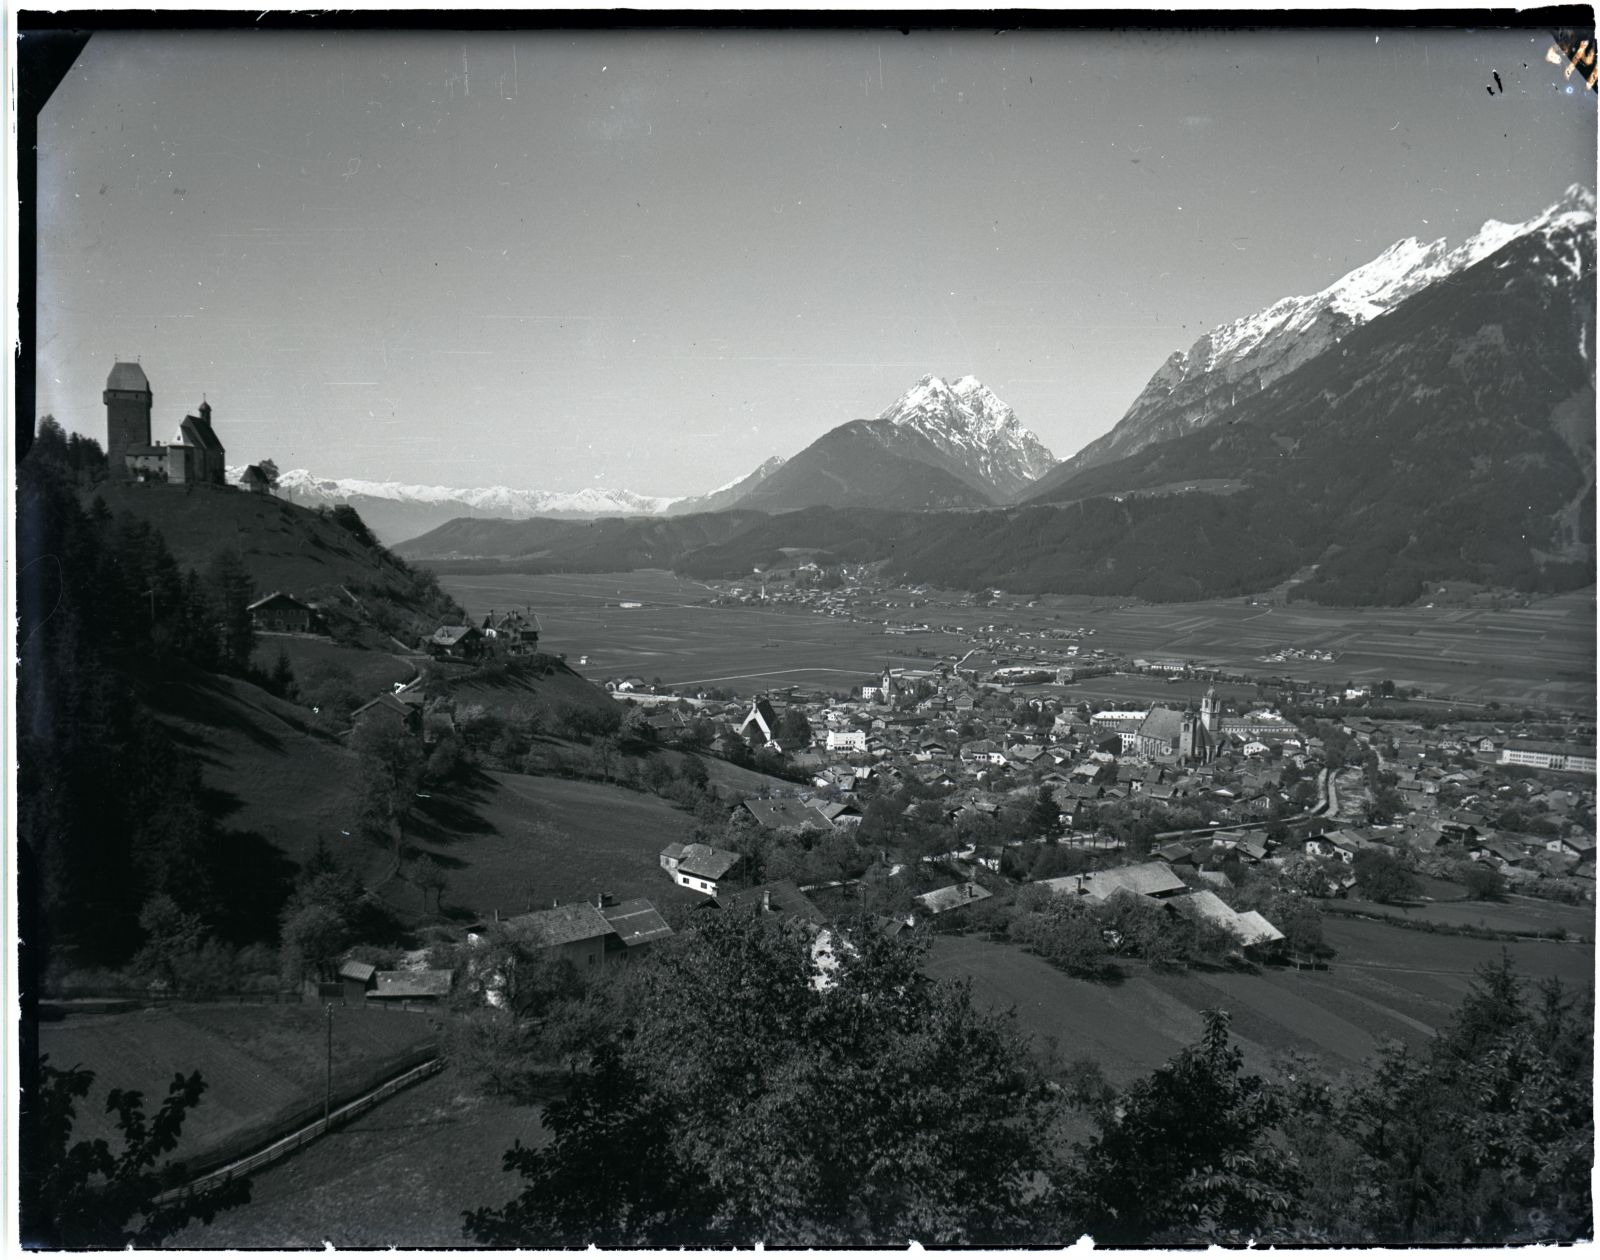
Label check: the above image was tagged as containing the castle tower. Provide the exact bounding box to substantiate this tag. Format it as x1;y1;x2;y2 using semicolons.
1200;686;1221;734
103;361;153;477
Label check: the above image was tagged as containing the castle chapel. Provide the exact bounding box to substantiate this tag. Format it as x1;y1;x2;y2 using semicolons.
105;361;227;485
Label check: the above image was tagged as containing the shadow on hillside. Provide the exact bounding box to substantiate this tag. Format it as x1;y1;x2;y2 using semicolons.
208;827;298;944
151;675;287;754
408;770;499;844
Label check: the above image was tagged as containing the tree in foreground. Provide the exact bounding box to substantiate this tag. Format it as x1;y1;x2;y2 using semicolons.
1279;954;1593;1243
463;913;1064;1246
20;1056;250;1246
1063;1009;1304;1244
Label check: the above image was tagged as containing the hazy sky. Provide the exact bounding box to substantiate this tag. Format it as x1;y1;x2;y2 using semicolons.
34;24;1597;496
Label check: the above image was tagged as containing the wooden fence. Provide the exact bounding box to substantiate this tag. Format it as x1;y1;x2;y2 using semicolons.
156;1055;446;1206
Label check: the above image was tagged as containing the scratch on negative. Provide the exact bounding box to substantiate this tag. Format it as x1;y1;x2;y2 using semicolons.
19;554;64;652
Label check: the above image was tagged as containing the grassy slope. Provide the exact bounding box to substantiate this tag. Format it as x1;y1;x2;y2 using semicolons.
92;481;394;601
37;1004;438;1167
396;770;707;922
251;636;419;699
927;917;1594;1085
169;1064;547;1248
434;655;621;721
140;666;360;861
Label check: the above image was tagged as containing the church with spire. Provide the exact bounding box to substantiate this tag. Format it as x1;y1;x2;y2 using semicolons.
104;360;227;485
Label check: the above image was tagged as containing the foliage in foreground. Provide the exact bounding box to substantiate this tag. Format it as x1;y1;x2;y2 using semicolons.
464;913;1065;1246
464;917;1592;1247
20;1056;250;1247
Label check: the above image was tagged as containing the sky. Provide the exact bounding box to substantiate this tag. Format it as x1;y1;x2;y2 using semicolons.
32;23;1598;498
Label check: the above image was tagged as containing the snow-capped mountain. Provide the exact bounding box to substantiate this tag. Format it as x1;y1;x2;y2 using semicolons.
731;374;1056;513
233;467;682;546
664;455;788;515
1045;184;1597;485
875;375;1057;499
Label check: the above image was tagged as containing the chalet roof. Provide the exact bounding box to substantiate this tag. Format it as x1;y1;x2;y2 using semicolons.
718;879;827;927
915;881;993;915
337;960;377;983
1172;890;1284;948
741;798;822;831
247;590;313;612
106;361;150;392
430;624;480;646
242;464;272;486
507;902;615;948
370;969;453;999
352;692;413;720
600;898;674;948
671;842;743;881
1041;861;1188;902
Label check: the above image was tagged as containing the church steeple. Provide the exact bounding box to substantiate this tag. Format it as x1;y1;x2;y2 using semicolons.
1200;686;1220;733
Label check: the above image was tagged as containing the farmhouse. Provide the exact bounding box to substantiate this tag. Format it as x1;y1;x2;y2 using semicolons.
428;624;485;661
715;880;828;930
660;841;743;895
481;607;541;654
240;463;275;494
351;691;423;738
740;797;827;832
505;901;617;973
368;968;454;1005
247;590;319;634
1038;860;1189;903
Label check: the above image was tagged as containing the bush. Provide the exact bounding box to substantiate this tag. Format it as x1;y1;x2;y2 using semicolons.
1457;862;1507;901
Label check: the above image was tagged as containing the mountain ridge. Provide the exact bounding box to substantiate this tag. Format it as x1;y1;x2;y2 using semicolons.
1039;184;1597;492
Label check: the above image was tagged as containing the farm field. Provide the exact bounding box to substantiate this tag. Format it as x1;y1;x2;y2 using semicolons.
927;915;1593;1085
1327;893;1594;938
436;571;1594;708
169;1064;547;1248
36;1003;438;1168
395;769;707;921
439;571;961;694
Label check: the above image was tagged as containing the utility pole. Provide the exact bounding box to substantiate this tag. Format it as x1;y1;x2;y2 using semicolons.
324;1002;334;1126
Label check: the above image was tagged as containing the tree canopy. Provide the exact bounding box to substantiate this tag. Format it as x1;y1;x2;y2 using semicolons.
464;912;1064;1246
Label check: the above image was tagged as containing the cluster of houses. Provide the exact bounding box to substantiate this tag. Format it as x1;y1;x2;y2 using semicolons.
426;608;542;662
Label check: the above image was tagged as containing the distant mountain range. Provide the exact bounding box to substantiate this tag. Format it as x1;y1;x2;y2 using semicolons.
258;372;1057;543
1033;184;1598;495
239;468;684;546
398;186;1596;606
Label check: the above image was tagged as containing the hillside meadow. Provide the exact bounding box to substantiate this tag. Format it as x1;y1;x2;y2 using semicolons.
927;915;1593;1086
393;770;707;923
36;1003;438;1169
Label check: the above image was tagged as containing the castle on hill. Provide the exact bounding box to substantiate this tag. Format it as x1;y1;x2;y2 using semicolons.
104;360;227;485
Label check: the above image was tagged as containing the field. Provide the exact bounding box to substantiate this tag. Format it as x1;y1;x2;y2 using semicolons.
37;1003;438;1168
146;668;359;857
439;571;963;694
396;769;707;921
1329;893;1594;938
169;1064;547;1248
250;635;418;698
927;916;1593;1086
437;571;1594;708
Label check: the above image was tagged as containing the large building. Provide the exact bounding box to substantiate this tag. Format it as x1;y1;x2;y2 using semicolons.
104;361;227;485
